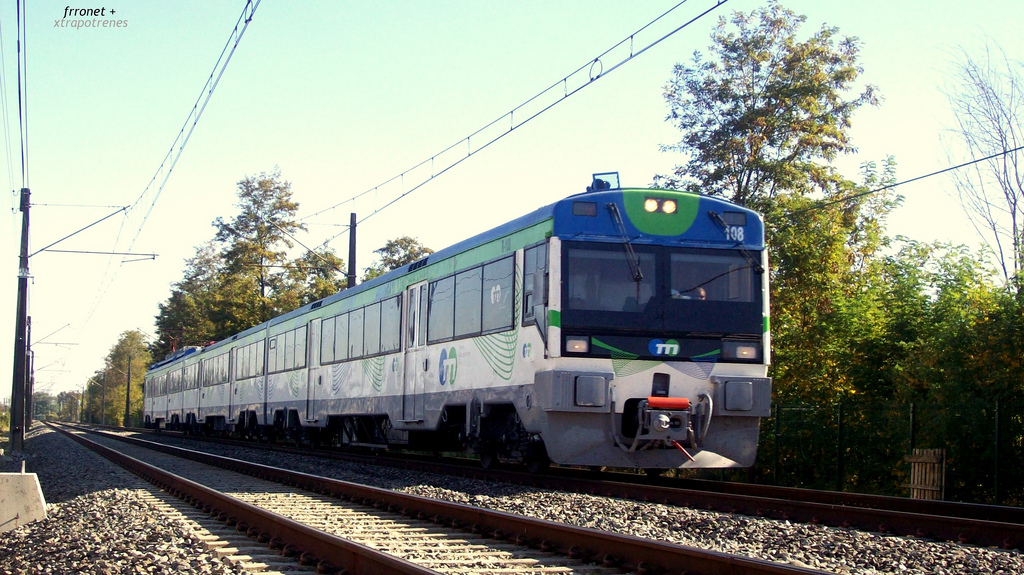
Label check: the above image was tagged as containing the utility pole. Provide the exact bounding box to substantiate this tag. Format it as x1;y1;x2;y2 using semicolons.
346;213;357;290
101;372;106;426
123;352;132;427
10;187;30;451
26;316;33;427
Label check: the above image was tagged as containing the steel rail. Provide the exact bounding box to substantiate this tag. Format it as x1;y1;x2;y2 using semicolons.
116;423;1024;549
54;424;440;575
68;424;830;575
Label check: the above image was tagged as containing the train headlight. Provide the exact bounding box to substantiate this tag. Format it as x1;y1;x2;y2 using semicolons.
565;336;590;354
643;197;678;214
721;339;761;362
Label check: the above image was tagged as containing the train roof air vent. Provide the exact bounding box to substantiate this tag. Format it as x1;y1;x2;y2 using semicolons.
409;258;428;272
310;301;323;310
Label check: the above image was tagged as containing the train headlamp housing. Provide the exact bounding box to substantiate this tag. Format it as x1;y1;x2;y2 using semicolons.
721;339;762;362
643;197;677;214
565;336;590;354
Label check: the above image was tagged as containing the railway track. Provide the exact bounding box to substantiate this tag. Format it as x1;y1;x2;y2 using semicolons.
54;423;828;575
114;424;1024;550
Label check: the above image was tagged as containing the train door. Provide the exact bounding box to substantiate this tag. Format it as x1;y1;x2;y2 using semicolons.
227;351;237;424
402;282;428;422
306;319;320;421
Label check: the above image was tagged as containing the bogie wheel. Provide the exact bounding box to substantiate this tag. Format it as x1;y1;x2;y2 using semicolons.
524;442;550;474
479;446;499;470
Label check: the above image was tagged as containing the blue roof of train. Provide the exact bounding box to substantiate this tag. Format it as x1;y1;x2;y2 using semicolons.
149;185;763;370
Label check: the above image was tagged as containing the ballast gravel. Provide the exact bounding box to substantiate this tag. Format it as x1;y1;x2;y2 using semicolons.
4;425;1024;575
0;426;248;575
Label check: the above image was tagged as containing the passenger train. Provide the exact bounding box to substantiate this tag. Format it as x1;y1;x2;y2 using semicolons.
144;173;771;470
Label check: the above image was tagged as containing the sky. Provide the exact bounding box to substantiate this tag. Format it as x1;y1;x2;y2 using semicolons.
2;0;1022;400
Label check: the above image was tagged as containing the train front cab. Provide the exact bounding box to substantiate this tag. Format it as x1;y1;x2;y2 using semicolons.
523;186;772;470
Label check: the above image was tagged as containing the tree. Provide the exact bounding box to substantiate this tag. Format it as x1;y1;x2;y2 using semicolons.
285;248;347;305
362;236;433;281
86;330;150;427
657;1;892;403
657;0;878;209
152;241;221;359
945;41;1024;284
214;168;307;320
153;169;348;353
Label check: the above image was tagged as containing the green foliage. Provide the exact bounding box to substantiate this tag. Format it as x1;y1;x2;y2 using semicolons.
152;169;347;360
362;236;433;281
660;3;1024;501
657;0;878;207
84;330;151;426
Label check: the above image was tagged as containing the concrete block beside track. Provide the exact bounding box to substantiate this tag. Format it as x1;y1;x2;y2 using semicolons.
0;469;47;533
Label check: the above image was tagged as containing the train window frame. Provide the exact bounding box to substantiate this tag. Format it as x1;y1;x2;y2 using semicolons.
201;351;231;387
334;312;349;362
522;241;548;327
454;267;483;337
267;326;308;374
185;363;198;390
349;308;365;359
427;275;455;343
321;315;336;364
482;255;514;333
380;295;402;354
364;302;382;356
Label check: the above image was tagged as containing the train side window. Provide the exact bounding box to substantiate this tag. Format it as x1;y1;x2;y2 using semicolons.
268;338;279;373
364;303;382;356
251;342;260;376
418;286;428;344
235;346;248;380
482;256;514;332
284;330;296;370
381;295;402;353
334;313;349;361
294;326;307;369
454;268;482;337
256;340;265;375
321;317;336;364
349;308;364;359
407;287;418;347
524;243;547;324
428;276;455;343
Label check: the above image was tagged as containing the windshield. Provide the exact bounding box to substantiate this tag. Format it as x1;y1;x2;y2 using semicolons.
562;242;763;336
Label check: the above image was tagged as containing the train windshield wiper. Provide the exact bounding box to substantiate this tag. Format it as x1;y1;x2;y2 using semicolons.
708;211;764;274
607;203;643;282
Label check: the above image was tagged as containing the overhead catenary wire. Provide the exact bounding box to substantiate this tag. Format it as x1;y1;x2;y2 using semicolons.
0;9;16;196
16;0;27;189
775;144;1024;221
78;0;263;329
307;0;731;248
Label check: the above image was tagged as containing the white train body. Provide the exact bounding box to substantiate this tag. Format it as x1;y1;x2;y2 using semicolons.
145;182;771;469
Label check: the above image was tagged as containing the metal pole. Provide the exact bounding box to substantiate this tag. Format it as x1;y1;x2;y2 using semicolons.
835;403;845;492
9;187;30;451
994;400;1000;505
101;373;106;426
346;213;357;289
773;402;780;485
909;402;916;451
123;352;132;427
26;316;33;426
